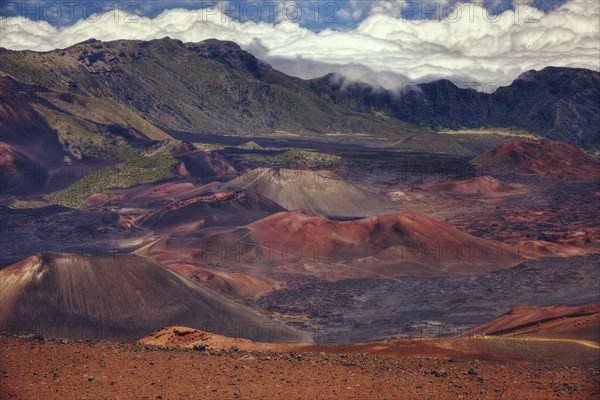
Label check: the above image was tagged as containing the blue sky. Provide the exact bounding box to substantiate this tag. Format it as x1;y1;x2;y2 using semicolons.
1;0;569;30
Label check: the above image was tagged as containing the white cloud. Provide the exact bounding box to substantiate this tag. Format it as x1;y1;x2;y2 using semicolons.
1;1;598;89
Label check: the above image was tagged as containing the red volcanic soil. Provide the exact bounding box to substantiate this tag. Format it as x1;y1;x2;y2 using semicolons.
179;150;237;181
0;140;59;195
459;304;600;338
85;181;221;208
139;325;600;368
2;334;599;399
421;175;528;197
0;143;22;192
0;142;15;167
168;263;274;298
136;188;285;231
140;326;263;350
247;210;520;274
0;76;63;152
139;323;600;367
152;189;247;213
0;76;45;136
499;313;600;344
472;139;599;181
138;209;523;279
514;239;598;259
177;161;191;177
138;209;526;280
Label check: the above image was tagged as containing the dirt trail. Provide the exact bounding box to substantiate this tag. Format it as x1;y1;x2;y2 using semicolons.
490;336;600;350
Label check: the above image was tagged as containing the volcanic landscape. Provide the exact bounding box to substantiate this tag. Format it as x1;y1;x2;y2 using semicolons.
0;36;599;399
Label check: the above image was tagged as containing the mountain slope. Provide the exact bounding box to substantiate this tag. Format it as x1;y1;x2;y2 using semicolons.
0;75;176;195
309;67;600;149
0;76;67;194
309;76;487;130
488;67;600;149
0;38;421;136
2;39;597;148
0;253;308;342
223;168;391;217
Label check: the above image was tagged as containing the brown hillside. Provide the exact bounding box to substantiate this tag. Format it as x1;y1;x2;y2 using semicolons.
0;253;309;343
472;139;599;181
421;175;528;197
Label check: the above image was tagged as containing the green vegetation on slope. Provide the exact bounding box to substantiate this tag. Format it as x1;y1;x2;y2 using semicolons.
8;200;51;209
235;141;266;150
242;149;344;168
37;92;172;141
45;154;177;208
31;103;136;161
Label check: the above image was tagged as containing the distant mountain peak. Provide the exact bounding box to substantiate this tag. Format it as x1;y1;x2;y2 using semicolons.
197;38;243;50
515;69;537;81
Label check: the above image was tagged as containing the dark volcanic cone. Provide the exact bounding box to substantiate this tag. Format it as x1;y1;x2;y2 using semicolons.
0;253;309;343
224;168;391;218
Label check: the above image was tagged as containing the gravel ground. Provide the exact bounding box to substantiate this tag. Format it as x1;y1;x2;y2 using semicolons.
1;335;599;399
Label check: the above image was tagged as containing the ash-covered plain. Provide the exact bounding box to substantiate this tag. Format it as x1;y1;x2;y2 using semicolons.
247;255;600;343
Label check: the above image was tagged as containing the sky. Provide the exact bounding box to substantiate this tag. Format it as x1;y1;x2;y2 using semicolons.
1;1;599;89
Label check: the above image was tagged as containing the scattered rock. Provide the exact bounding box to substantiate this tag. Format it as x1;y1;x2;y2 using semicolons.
193;343;206;351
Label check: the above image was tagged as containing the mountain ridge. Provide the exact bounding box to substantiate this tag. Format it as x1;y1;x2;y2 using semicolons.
1;38;598;149
0;37;422;137
310;66;600;149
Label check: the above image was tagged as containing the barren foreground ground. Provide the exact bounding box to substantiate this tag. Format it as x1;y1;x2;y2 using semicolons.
1;335;598;399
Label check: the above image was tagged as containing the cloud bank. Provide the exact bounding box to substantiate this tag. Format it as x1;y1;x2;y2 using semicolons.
1;1;598;88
